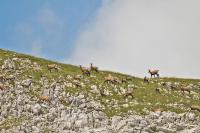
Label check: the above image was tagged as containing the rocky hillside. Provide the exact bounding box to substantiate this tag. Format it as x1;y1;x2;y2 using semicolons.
0;48;200;133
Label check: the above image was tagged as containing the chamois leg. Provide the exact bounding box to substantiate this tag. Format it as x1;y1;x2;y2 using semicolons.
87;72;91;76
86;72;90;76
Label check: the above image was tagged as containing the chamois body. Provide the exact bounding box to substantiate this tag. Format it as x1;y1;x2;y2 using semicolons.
104;74;120;84
191;105;200;112
104;74;115;84
39;96;50;102
148;69;159;78
90;63;99;72
47;64;58;72
180;85;191;94
113;77;121;84
80;65;91;76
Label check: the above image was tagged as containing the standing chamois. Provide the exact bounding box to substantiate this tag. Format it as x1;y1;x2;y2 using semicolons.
144;76;150;84
90;63;99;72
180;85;191;94
80;65;91;76
47;64;59;72
148;69;159;78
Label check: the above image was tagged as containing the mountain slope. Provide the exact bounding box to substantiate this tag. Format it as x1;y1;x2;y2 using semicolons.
0;48;200;132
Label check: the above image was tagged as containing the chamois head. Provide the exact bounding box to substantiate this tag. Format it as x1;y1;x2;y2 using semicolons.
148;69;151;73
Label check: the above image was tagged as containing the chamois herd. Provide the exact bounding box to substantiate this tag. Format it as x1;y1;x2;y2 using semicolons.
46;63;194;96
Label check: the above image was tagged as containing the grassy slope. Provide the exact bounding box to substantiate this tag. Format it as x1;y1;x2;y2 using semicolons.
1;48;200;117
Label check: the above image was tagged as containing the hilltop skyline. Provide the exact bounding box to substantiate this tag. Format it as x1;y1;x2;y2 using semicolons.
1;0;200;78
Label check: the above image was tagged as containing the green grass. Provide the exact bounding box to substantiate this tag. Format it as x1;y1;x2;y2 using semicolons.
1;48;200;118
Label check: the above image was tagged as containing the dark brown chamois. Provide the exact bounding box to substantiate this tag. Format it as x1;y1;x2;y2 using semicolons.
90;63;99;72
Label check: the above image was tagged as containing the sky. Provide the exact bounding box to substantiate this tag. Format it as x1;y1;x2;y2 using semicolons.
0;0;102;60
1;0;200;78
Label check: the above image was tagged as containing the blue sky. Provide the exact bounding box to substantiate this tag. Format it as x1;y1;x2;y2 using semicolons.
0;0;102;61
1;0;200;78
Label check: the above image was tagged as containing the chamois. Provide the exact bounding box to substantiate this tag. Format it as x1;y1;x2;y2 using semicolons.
47;64;59;72
104;74;120;84
80;65;91;76
144;76;149;84
180;85;191;94
90;63;99;72
104;74;115;84
148;69;159;78
113;77;121;84
39;96;50;102
191;105;200;112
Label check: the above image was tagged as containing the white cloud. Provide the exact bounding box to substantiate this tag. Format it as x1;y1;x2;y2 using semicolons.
68;0;200;78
